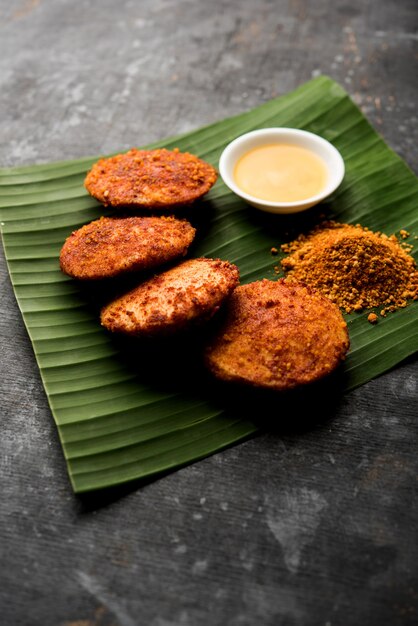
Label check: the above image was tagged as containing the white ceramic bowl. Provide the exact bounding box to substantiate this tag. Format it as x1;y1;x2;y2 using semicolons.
219;127;345;214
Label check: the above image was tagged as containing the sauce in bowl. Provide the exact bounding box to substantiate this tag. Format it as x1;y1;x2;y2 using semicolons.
234;143;328;203
219;128;345;214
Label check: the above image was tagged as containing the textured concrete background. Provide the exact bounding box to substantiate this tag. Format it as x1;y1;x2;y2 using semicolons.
1;1;417;625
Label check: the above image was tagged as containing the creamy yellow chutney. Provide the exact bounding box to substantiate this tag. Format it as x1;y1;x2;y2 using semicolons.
233;144;328;203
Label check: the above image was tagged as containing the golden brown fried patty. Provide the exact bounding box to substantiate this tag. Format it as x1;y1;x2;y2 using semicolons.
59;216;196;280
101;258;240;336
84;148;218;209
205;279;350;391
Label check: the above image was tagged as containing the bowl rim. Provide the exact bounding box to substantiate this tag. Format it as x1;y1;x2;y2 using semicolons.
218;127;345;210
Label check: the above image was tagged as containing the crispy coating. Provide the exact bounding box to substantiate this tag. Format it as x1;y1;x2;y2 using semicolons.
205;279;350;391
101;258;240;336
84;148;218;209
59;216;196;280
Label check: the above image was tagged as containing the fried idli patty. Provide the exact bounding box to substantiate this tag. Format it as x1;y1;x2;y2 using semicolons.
84;148;218;209
60;216;196;280
101;258;240;336
205;279;350;391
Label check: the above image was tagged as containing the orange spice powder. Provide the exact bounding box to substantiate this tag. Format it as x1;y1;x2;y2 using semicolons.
279;221;418;317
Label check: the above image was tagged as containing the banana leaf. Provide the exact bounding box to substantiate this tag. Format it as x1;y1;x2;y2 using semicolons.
1;76;417;493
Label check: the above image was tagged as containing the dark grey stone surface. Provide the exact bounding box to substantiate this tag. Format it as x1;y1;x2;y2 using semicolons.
0;1;417;625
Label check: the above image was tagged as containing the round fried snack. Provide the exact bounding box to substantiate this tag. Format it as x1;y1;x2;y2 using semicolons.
60;216;196;280
205;279;350;391
101;258;240;336
84;148;218;209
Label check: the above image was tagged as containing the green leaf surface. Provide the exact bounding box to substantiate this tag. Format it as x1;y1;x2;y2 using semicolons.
1;76;417;493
